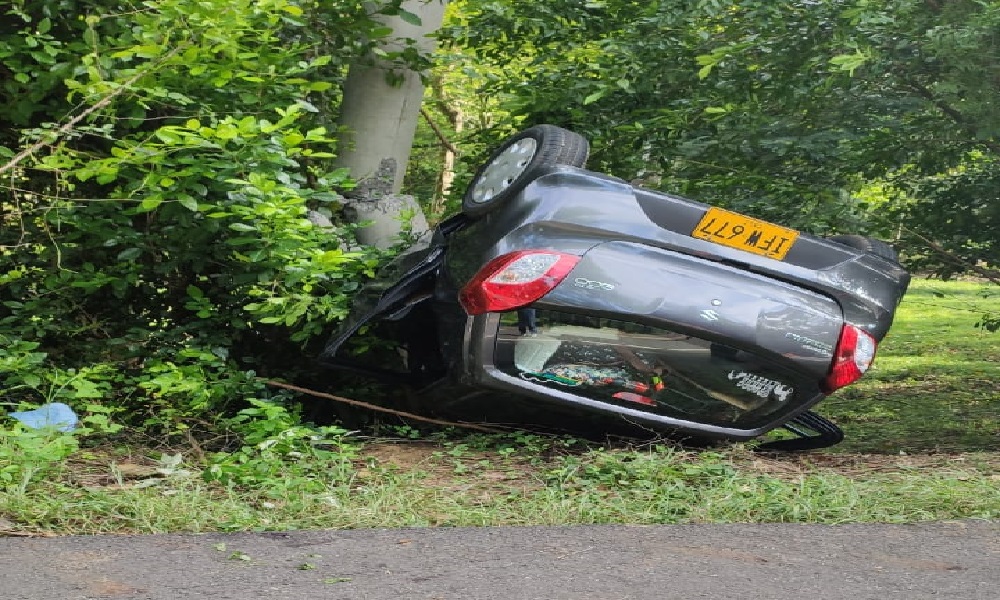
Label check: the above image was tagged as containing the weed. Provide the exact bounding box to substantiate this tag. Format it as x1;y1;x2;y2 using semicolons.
204;398;359;491
0;426;79;494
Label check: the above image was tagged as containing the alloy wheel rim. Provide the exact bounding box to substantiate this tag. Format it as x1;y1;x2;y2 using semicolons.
469;138;538;203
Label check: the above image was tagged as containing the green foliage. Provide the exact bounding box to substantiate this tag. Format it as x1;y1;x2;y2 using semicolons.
0;1;408;445
445;0;1000;265
444;0;867;229
546;446;736;494
974;283;1000;333
0;425;79;494
885;157;1000;278
205;398;358;491
134;348;263;434
0;340;124;492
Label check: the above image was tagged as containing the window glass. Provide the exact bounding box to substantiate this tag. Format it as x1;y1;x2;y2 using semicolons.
495;309;802;428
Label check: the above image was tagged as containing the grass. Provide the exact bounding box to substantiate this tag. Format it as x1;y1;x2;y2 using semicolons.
1;279;998;536
2;441;997;535
822;279;1000;453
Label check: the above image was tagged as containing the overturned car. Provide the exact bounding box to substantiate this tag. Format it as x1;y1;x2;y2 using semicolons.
320;125;910;450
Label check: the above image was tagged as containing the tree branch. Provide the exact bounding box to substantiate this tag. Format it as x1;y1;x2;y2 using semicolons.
262;379;505;433
0;47;184;177
420;107;459;155
903;226;1000;285
901;76;1000;156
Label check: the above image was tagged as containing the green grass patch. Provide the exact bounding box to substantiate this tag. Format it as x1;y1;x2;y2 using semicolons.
2;442;997;535
1;279;997;535
823;279;999;453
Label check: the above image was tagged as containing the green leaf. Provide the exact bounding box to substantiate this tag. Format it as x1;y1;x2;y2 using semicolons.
305;127;327;140
695;54;719;66
178;195;199;211
398;10;422;26
215;123;239;140
583;90;607;105
154;129;181;144
139;197;163;211
117;247;141;261
830;52;869;76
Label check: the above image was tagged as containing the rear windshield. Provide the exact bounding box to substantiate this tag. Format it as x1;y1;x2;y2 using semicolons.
493;309;808;429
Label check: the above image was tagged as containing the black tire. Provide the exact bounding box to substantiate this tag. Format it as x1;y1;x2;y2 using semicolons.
828;234;899;263
462;125;589;218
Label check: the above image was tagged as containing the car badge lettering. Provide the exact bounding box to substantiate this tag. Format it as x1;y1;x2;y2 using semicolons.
573;277;615;291
784;332;834;356
700;309;720;322
728;370;793;401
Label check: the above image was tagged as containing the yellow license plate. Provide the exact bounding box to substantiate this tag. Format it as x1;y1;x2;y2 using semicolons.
692;207;799;260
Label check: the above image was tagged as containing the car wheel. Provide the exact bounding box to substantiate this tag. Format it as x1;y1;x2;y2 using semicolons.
462;124;589;218
828;234;899;263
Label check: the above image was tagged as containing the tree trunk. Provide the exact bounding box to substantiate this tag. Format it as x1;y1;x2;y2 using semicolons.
334;0;447;248
429;74;462;215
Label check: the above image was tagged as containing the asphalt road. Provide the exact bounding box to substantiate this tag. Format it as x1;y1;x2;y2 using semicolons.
1;521;997;599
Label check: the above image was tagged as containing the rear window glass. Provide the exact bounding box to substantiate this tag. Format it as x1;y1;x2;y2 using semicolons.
494;309;806;429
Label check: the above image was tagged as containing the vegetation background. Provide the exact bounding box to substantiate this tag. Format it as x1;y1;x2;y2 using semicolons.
0;0;997;532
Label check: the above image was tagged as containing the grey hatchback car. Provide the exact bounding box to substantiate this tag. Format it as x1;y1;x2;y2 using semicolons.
320;125;910;450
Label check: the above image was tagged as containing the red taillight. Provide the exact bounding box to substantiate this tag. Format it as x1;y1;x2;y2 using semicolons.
459;251;580;315
822;324;877;393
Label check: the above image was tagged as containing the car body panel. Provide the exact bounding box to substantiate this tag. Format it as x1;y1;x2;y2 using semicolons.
440;167;907;338
320;164;910;443
538;241;844;377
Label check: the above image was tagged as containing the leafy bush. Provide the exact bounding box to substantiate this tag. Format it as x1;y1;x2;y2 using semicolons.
0;425;80;494
0;1;405;444
205;398;358;492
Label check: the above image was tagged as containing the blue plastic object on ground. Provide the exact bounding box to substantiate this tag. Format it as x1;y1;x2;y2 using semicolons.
8;402;79;432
